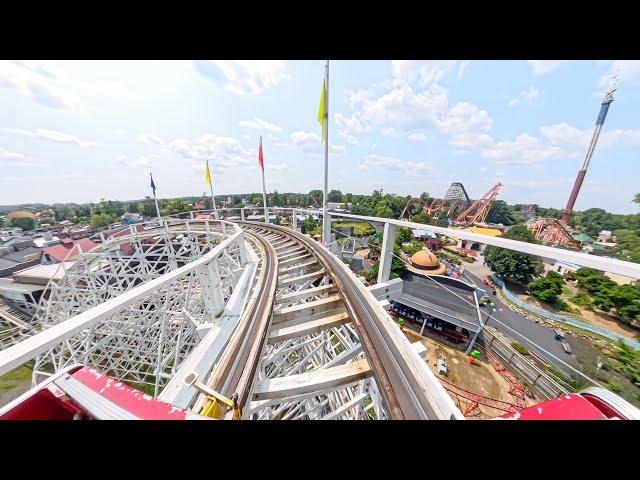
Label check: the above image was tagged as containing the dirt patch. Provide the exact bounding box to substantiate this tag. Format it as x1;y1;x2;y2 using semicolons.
565;335;640;408
572;307;639;340
401;327;538;419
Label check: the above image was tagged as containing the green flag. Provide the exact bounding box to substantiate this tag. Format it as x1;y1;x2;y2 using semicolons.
317;79;327;143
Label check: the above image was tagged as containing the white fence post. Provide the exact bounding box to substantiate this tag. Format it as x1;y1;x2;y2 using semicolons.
377;222;397;284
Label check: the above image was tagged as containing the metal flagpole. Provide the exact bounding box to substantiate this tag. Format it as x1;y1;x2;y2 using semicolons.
207;160;219;220
153;193;161;222
260;136;269;224
322;60;329;244
150;172;162;222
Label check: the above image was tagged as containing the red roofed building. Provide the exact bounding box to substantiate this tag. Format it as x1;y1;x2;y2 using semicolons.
42;238;98;263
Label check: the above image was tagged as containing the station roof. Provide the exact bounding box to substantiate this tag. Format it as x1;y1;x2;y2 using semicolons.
13;262;74;285
467;226;502;237
0;278;45;294
397;271;481;332
411;229;437;239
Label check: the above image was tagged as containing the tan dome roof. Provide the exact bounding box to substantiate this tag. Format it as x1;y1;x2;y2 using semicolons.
411;249;440;267
408;249;446;276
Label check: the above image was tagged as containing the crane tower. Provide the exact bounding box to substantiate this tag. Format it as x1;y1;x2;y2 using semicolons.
560;85;616;225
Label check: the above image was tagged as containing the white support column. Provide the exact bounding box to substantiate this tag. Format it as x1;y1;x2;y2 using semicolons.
241;208;245;221
292;208;298;232
238;233;248;266
323;212;332;246
377;222;397;284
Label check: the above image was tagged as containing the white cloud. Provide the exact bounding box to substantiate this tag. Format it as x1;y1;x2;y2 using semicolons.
600;60;640;86
359;154;434;175
117;154;156;168
479;167;489;173
0;147;27;163
540;122;640;151
165;133;257;170
0;60;81;111
194;60;290;95
138;133;164;145
279;131;345;155
457;61;471;79
408;132;427;142
482;133;567;165
268;162;288;172
439;102;493;148
335;85;449;141
238;116;282;133
337;129;358;145
508;86;540;107
527;60;571;75
2;128;99;147
391;60;458;87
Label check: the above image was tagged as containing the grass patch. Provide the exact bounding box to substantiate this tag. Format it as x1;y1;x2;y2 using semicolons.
570;291;593;309
0;365;33;393
333;222;376;237
511;342;530;355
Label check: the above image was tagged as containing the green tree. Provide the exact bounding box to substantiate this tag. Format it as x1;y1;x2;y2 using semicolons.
484;224;543;285
162;199;191;215
0;217;4;228
301;215;319;234
328;189;343;203
485;200;517;226
90;213;118;228
308;190;323;207
528;271;565;305
395;227;412;245
374;203;393;218
7;211;37;231
419;192;431;203
610;229;640;264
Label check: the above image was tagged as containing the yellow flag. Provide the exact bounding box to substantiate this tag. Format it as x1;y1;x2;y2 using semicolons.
205;160;212;185
317;79;327;143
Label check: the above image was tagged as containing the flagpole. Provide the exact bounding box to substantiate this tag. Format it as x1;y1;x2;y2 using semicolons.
150;172;162;222
322;60;329;244
207;160;219;220
153;193;161;222
260;136;269;224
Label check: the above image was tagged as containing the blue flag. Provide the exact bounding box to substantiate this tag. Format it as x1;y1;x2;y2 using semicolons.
150;172;157;195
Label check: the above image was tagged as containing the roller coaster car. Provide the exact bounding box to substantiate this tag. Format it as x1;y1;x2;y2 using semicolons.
0;365;205;420
498;387;640;420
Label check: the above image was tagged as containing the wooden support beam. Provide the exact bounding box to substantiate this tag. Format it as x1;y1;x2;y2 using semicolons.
275;283;336;304
254;359;371;400
278;247;307;260
278;253;312;267
279;259;318;275
268;312;350;344
277;270;325;288
273;294;343;322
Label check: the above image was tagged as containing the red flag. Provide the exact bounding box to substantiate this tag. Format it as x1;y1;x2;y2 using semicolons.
258;136;264;171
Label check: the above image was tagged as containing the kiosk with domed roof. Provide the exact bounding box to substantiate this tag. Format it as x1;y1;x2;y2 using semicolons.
407;249;446;276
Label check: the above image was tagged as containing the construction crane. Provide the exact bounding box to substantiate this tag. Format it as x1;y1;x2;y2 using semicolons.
560;83;616;225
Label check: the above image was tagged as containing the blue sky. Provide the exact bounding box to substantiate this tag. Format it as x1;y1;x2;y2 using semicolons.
1;60;639;213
